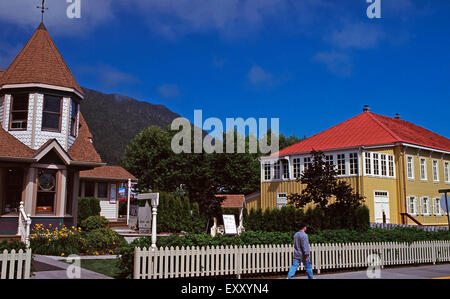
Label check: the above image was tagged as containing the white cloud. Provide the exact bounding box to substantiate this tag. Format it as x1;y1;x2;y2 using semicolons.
157;84;180;99
329;23;385;50
313;52;353;78
247;65;273;85
76;64;140;89
0;0;115;36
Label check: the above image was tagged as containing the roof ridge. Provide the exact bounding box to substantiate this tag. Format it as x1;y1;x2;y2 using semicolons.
270;112;369;156
366;112;402;142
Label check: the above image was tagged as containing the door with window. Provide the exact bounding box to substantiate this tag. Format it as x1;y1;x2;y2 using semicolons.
374;191;390;223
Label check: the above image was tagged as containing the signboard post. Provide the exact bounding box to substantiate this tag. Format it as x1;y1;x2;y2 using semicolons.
222;214;238;235
438;189;450;230
137;193;160;249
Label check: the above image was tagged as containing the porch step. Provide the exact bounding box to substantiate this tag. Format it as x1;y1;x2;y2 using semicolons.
0;235;21;242
108;220;128;229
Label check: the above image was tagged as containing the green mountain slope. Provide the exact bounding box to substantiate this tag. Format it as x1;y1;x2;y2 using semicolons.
80;87;181;165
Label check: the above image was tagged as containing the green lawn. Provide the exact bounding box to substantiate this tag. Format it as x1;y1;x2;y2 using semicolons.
78;259;119;278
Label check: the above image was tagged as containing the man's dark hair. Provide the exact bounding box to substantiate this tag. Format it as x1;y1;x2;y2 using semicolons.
299;222;308;230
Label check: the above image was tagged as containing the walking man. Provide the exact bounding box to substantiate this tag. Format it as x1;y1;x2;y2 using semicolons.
287;223;314;279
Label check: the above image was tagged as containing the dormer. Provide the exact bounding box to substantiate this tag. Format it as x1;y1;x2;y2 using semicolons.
0;23;83;151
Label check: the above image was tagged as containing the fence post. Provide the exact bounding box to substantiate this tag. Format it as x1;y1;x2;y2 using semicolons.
134;247;141;279
236;246;242;279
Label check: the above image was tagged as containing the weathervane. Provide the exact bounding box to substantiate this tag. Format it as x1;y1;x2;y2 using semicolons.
37;0;48;23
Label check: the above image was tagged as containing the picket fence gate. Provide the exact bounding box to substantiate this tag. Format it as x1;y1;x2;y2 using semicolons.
0;249;32;279
134;241;450;279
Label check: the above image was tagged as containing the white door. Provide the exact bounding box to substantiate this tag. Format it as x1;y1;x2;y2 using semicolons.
374;191;390;223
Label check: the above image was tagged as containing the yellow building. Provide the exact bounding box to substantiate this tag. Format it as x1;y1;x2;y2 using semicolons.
255;106;450;227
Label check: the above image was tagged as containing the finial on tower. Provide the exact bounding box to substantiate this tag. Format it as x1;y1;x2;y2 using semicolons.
37;0;48;23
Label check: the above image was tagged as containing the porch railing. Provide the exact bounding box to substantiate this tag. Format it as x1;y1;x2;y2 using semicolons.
17;202;31;248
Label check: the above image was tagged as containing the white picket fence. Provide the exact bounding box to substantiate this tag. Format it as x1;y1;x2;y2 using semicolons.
0;249;32;279
134;241;450;279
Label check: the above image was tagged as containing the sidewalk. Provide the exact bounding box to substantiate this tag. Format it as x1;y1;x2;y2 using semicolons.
291;264;450;279
31;255;113;279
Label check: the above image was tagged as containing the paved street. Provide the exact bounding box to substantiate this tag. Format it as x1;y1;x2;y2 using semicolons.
292;264;450;279
31;255;113;279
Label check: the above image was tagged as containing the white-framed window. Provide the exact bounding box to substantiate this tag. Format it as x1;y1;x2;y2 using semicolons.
434;198;442;216
420;158;427;181
349;153;358;175
337;154;346;175
445;161;450;183
277;193;288;210
303;157;311;172
373;153;380;176
380;154;387;176
407;196;418;215
388;155;395;177
273;161;281;180
325;154;334;167
432;160;439;182
407;156;414;180
263;163;271;181
365;152;372;175
421;197;430;216
281;159;289;180
293;158;301;179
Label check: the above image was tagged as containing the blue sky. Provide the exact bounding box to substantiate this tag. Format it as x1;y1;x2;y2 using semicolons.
0;0;449;140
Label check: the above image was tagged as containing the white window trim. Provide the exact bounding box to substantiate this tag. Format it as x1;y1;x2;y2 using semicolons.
276;192;288;209
420;196;431;216
407;195;418;216
432;160;439;183
420;158;428;182
406;155;414;180
444;161;450;184
433;197;442;216
363;151;396;179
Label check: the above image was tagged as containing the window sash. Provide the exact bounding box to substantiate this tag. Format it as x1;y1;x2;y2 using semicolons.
373;154;380;175
42;95;62;132
445;162;450;183
9;94;29;130
420;159;427;180
365;152;372;175
293;158;301;179
70;101;78;137
407;157;414;179
349;153;358;175
337;154;346;175
432;160;439;182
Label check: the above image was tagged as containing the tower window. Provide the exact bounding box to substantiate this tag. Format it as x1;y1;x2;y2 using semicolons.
42;95;62;132
70;101;78;137
9;94;29;130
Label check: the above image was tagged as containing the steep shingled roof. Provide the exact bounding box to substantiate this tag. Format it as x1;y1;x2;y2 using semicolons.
217;194;245;209
272;111;450;157
80;166;136;181
0;23;83;96
68;113;102;163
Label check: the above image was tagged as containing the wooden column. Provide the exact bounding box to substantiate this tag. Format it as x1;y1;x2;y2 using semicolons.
71;172;80;225
23;167;36;216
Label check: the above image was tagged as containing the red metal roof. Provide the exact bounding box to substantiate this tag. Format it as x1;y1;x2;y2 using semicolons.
272;111;450;157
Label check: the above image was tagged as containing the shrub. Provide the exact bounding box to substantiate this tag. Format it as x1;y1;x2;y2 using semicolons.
78;197;101;225
80;216;109;232
80;227;126;255
29;224;82;256
0;239;27;252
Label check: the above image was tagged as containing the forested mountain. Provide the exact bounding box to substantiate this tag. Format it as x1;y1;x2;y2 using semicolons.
80;87;181;165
